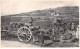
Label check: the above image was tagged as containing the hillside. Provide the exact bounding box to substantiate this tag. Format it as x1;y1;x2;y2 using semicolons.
2;6;79;18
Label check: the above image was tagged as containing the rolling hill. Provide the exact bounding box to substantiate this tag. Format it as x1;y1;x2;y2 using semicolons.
2;6;79;18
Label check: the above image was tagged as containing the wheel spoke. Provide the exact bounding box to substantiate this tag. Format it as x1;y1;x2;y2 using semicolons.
21;28;23;31
24;28;27;31
27;34;31;36
19;29;23;33
25;29;29;32
19;35;24;40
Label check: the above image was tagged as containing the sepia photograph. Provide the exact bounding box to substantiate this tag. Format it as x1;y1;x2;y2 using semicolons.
1;0;79;48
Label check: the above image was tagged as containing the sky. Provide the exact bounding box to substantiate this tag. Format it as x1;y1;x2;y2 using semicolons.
1;0;79;16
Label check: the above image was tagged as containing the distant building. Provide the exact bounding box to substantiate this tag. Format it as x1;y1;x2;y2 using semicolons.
51;12;60;16
51;13;56;16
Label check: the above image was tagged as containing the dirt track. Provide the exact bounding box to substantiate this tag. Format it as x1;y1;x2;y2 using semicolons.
1;40;39;48
1;36;40;48
1;35;79;48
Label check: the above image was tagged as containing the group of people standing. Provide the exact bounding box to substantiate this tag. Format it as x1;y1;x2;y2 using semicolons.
52;18;79;41
30;17;79;46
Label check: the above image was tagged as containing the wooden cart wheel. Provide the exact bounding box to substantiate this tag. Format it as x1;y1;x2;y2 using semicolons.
17;26;32;42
